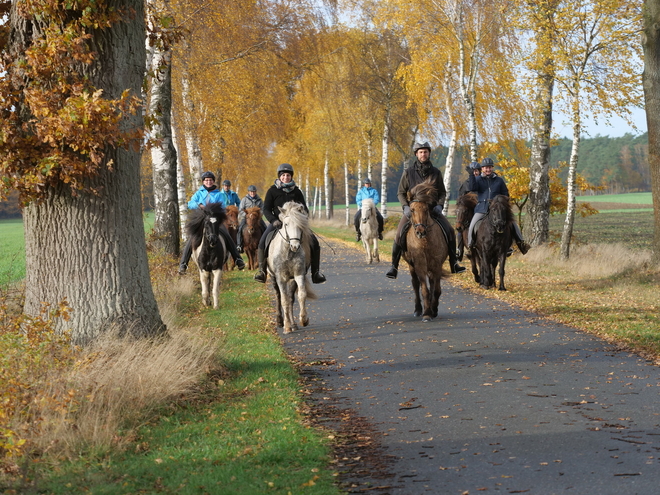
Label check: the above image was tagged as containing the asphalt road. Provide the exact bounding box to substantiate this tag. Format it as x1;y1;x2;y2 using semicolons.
279;237;660;495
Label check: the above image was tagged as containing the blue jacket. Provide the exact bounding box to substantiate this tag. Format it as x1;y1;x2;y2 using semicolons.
187;186;224;210
468;172;509;214
356;186;380;208
218;189;240;207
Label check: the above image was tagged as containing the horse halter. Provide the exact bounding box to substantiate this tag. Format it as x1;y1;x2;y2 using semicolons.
278;217;302;250
205;216;220;246
409;200;431;235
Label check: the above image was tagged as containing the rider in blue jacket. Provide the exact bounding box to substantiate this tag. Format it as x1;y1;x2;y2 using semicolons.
354;178;384;241
178;171;245;274
218;179;240;207
467;158;530;255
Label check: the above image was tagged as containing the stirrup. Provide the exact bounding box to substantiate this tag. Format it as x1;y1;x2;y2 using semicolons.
386;266;398;279
312;271;326;284
254;270;267;283
378;232;383;240
235;258;245;270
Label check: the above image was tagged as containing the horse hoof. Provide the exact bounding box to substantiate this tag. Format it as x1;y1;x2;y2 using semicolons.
499;287;507;291
277;317;284;327
301;317;310;327
413;310;422;317
480;284;489;290
422;315;433;322
283;327;292;334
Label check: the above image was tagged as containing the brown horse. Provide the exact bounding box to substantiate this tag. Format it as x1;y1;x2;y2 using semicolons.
243;206;264;270
402;180;448;322
224;205;239;270
454;193;480;284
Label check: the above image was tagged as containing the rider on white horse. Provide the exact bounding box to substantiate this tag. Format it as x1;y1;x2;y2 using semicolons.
253;163;326;285
354;178;384;242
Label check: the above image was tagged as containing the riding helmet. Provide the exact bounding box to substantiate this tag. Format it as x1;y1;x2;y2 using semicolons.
247;185;257;192
277;163;294;177
481;157;495;167
222;179;231;186
201;171;215;181
469;161;482;170
364;178;372;184
413;141;432;154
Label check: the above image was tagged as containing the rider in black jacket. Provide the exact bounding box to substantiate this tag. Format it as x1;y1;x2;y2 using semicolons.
253;163;326;284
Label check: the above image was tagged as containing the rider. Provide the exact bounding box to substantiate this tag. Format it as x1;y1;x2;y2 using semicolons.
253;163;326;284
236;185;265;253
456;161;481;260
178;171;245;274
467;157;530;255
354;178;384;242
218;179;240;208
385;142;466;279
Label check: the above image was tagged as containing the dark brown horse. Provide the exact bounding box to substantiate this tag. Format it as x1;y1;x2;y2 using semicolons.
454;193;480;283
473;195;514;291
224;205;239;270
402;180;448;322
243;206;264;270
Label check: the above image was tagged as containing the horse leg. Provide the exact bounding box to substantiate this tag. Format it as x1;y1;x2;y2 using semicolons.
479;252;491;290
362;237;371;263
498;253;507;291
470;249;480;284
419;274;434;322
200;270;211;306
373;238;380;263
295;275;309;327
282;279;297;334
432;278;442;319
272;278;284;328
411;272;423;317
211;269;222;309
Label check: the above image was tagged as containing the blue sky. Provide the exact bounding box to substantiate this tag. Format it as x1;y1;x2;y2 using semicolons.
553;106;647;139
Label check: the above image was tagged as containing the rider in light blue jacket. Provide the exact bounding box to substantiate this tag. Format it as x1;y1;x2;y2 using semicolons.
218;179;240;207
354;178;384;241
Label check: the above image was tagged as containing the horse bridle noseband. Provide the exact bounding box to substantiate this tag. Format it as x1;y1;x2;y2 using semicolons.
409;200;431;231
278;221;302;246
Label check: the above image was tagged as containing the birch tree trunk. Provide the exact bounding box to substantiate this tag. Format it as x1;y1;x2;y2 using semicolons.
324;152;332;219
560;92;582;260
16;0;165;343
380;111;390;218
642;0;660;264
174;126;188;242
367;140;373;182
147;11;179;256
344;157;350;225
179;40;203;182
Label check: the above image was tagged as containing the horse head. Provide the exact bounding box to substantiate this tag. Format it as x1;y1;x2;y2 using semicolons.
278;202;309;252
225;205;239;230
455;193;477;233
204;210;222;247
408;180;438;239
245;206;262;234
361;198;374;223
488;195;512;234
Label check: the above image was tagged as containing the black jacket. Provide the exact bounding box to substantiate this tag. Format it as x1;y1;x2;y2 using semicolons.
262;183;308;224
468;172;509;214
397;160;446;208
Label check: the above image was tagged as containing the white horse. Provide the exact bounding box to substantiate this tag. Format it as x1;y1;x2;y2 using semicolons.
359;198;380;264
267;201;317;334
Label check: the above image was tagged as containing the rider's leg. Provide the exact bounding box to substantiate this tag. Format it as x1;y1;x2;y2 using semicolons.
178;238;193;275
220;227;245;270
236;218;246;252
354;210;362;241
456;232;464;261
310;235;326;283
511;222;530;254
386;215;409;279
376;210;384;240
435;214;466;274
253;224;273;283
468;212;486;249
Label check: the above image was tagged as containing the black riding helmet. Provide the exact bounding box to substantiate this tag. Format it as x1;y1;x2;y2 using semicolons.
248;185;257;192
413;141;432;154
277;163;294;178
201;171;215;181
222;179;231;186
481;157;494;167
364;177;372;184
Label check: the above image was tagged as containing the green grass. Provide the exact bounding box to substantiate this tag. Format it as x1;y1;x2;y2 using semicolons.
576;192;652;204
0;218;25;287
27;271;340;494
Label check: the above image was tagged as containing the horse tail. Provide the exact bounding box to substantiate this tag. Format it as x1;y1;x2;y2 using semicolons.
305;278;318;300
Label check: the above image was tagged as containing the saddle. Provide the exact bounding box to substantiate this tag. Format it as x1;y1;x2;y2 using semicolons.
401;215;450;253
264;227;278;254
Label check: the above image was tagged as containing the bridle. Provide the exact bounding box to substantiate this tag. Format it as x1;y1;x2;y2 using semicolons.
205;215;220;246
277;217;302;248
409;200;431;232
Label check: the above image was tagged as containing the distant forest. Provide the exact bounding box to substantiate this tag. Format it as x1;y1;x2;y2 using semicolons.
0;133;650;219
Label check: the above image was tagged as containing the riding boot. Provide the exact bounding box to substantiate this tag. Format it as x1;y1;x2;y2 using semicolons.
511;223;530;255
310;243;326;284
448;237;466;274
456;235;464;262
386;242;403;279
178;239;193;275
236;226;243;253
253;248;267;283
356;230;361;242
220;229;245;270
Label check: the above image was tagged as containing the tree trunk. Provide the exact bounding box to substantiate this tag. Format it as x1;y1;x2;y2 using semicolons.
17;0;165;343
179;40;204;183
643;0;660;264
344;157;350;226
173;126;188;242
324;152;332;219
443;62;459;215
148;22;180;256
560;101;581;260
380;111;390;218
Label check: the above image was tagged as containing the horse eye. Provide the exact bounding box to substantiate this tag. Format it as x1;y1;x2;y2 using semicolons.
210;218;217;223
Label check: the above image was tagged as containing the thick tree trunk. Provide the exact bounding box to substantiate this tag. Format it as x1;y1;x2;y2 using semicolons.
527;70;554;246
148;32;180;256
17;0;164;343
643;0;660;264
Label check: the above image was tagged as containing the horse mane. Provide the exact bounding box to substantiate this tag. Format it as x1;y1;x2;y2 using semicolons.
245;206;261;216
491;195;514;223
362;198;375;209
280;201;312;238
408;179;438;204
186;203;227;243
226;205;238;216
457;192;477;209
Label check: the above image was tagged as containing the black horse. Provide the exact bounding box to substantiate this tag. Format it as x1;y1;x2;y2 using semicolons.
185;203;229;308
454;192;479;283
472;195;514;291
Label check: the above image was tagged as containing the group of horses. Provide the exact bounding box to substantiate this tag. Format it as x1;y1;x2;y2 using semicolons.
184;179;516;330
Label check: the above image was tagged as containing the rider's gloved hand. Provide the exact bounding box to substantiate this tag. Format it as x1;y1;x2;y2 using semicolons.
403;206;411;218
272;220;282;228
